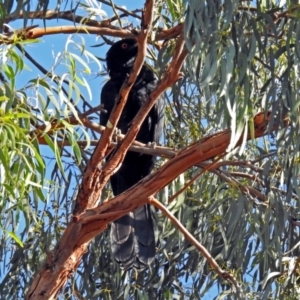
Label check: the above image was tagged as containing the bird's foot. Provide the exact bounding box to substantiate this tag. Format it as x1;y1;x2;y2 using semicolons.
147;142;157;149
113;128;122;142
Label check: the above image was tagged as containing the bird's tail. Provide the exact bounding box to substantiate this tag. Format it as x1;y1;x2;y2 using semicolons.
110;204;157;269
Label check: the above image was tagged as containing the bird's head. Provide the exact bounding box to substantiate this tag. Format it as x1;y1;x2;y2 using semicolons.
106;38;138;77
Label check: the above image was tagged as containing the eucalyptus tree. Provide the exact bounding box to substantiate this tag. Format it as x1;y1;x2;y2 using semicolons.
0;0;299;299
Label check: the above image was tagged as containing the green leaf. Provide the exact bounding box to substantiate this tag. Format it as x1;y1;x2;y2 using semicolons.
5;230;24;247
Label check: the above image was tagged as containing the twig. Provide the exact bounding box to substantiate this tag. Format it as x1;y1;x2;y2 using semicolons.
168;154;226;203
98;0;142;19
150;197;244;298
5;9;121;28
156;23;183;40
109;0;123;28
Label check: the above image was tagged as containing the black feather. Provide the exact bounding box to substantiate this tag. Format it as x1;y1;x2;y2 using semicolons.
100;39;164;269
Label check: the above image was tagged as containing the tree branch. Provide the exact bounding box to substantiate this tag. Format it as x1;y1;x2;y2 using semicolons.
27;111;277;299
5;9;123;28
150;197;244;298
2;19;184;45
74;0;158;214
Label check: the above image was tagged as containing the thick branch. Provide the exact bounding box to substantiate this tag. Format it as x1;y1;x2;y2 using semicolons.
73;1;156;214
27;111;274;299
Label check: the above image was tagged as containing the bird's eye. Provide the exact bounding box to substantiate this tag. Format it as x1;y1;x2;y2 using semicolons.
121;43;128;49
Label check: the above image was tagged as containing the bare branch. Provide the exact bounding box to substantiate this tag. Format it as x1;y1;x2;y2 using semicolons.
150;198;244;298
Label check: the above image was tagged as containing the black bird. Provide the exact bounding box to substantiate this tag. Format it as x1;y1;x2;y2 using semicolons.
100;39;164;269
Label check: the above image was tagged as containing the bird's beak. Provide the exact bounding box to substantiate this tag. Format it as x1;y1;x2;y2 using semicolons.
130;42;138;50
